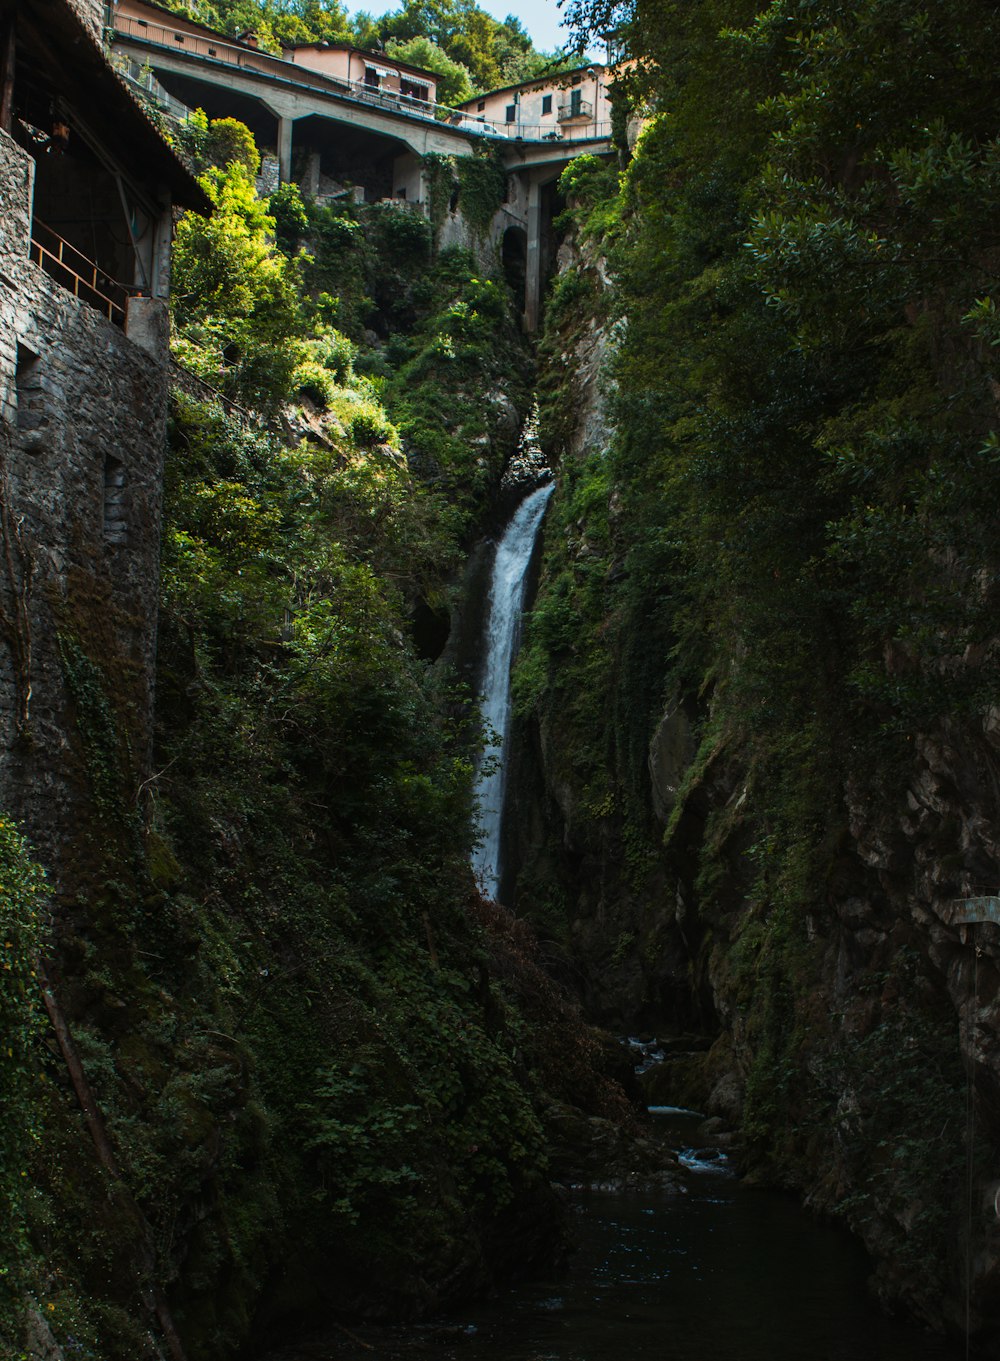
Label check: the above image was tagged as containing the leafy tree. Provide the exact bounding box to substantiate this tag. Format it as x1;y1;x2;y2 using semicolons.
157;0;350;48
171;158;305;405
361;0;545;94
174;109;261;175
386;33;474;105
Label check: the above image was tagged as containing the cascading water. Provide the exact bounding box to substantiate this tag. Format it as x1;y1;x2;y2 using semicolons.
472;481;554;901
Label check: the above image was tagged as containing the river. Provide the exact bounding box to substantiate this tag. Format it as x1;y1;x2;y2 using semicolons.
268;1107;962;1361
435;1107;961;1361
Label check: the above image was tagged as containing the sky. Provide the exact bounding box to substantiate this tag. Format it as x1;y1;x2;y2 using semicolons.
345;0;577;55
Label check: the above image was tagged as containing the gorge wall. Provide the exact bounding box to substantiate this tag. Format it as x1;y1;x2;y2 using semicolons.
503;5;1000;1340
8;0;1000;1352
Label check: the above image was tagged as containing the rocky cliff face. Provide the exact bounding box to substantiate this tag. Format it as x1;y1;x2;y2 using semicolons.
651;714;1000;1339
509;204;1000;1348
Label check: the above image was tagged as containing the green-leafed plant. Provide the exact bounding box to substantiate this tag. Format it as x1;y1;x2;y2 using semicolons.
0;817;46;1350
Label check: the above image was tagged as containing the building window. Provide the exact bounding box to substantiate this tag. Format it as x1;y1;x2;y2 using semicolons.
174;32;184;42
505;103;516;122
365;66;380;87
570;88;583;116
477;100;485;112
542;94;552;115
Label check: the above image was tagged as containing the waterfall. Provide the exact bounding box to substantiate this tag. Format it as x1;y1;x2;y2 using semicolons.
472;482;555;901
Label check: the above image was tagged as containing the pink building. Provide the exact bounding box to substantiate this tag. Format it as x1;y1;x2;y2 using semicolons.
281;44;438;109
457;64;613;140
112;0;438;110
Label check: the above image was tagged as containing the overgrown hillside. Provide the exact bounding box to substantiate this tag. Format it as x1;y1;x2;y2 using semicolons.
0;122;631;1361
511;0;1000;1341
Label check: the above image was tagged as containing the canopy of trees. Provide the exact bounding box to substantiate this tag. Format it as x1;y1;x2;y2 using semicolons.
160;0;570;93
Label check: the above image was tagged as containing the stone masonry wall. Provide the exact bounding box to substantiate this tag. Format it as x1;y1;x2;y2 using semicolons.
66;0;106;42
0;126;169;889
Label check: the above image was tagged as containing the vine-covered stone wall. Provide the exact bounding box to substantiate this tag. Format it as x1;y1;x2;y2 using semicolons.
0;127;170;886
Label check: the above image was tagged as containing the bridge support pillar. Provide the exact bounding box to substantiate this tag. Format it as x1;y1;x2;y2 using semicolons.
525;176;542;332
277;115;293;183
302;150;321;197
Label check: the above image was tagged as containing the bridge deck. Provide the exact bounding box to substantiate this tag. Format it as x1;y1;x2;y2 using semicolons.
111;13;613;329
113;16;612;151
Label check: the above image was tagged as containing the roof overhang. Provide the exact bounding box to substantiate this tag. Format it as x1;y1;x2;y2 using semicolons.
2;0;210;213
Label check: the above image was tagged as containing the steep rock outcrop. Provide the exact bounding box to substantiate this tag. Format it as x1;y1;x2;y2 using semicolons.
509;171;1000;1347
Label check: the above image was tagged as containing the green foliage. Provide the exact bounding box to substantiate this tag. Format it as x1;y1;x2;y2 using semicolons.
57;634;134;823
363;0;542;94
155;0;350;50
174;110;260;176
297;202;372;338
172;158;305;406
141;379;574;1345
268;181;309;254
385;33;474;106
0;818;45;1341
422;150;507;243
523;0;1000;1322
381;248;530;532
16;86;621;1361
556;155;622;249
423;153;457;237
455;148;506;240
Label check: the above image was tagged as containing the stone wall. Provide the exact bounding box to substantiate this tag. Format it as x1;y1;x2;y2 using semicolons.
65;0;105;42
0;126;169;888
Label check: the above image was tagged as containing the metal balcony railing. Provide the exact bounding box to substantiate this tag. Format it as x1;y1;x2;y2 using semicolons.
113;17;613;144
29;219;129;327
114;16;454;127
557;98;594;122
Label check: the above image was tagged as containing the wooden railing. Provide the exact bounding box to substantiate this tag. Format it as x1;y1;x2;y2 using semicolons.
29;219;129;327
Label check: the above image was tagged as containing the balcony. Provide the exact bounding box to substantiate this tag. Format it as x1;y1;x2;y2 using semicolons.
29;220;130;327
557;98;593;123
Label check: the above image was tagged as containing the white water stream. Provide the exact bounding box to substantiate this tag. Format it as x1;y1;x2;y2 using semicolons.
472;482;554;901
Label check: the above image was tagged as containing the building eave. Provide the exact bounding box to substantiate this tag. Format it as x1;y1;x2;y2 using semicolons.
4;0;210;212
281;41;438;86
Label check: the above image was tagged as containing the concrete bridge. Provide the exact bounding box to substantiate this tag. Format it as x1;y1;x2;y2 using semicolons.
109;0;613;327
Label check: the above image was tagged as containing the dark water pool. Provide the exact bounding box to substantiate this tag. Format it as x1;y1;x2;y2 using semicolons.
270;1109;962;1361
441;1109;959;1361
